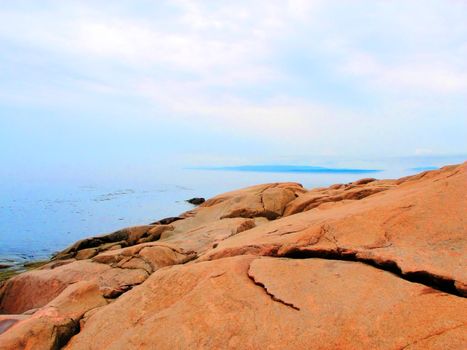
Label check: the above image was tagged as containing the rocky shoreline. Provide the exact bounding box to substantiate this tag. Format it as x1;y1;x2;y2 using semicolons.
0;163;466;349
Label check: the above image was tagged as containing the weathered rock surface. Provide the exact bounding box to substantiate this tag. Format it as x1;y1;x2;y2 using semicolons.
188;182;305;220
53;225;174;260
283;177;394;215
65;256;467;350
0;164;466;349
0;281;107;350
0;261;109;314
205;163;467;297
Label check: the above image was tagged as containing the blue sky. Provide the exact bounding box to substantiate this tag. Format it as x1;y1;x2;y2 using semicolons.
1;1;466;181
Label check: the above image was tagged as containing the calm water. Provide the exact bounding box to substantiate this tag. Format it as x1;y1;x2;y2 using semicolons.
1;156;464;274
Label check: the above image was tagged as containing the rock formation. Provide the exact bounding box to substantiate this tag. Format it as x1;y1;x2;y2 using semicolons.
0;164;466;349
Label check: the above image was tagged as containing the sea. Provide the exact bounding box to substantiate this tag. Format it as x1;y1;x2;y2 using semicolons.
1;155;465;276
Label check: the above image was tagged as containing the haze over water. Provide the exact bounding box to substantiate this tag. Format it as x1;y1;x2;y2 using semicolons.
1;154;465;274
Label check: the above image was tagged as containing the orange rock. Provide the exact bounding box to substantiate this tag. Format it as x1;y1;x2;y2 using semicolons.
192;182;305;220
0;261;109;314
53;225;174;260
0;259;148;314
162;217;256;253
0;281;107;349
64;256;467;350
206;163;467;296
283;177;395;215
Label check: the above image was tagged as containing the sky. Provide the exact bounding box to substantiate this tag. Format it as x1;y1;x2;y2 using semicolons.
1;0;466;182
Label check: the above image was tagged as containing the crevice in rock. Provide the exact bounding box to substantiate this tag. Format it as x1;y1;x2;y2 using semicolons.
433;168;461;182
280;248;463;297
53;317;79;350
0;319;19;335
55;287;142;348
247;265;300;311
102;283;137;299
399;323;465;349
257;187;281;220
259;192;266;212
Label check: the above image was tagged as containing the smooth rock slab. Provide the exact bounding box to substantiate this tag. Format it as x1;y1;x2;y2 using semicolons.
64;256;467;350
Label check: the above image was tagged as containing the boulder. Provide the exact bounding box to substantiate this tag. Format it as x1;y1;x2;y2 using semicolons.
0;281;107;350
0;261;109;314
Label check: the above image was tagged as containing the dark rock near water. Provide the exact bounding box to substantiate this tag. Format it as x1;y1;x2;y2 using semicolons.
150;216;183;225
186;197;205;205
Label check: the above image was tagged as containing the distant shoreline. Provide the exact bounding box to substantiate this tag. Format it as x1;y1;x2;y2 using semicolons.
191;164;383;173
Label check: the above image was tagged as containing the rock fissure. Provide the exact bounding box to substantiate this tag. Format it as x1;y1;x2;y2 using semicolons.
259;193;266;213
434;169;461;181
279;248;463;297
247;263;300;311
52;317;79;350
399;323;465;349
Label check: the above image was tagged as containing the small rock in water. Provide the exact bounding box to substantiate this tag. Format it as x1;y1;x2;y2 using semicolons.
186;197;205;205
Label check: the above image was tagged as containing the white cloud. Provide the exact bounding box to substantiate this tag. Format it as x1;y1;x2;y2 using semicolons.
415;148;434;156
2;1;465;97
0;1;305;72
0;0;466;156
339;49;467;94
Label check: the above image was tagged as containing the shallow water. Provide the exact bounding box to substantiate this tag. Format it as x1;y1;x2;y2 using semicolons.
0;156;464;275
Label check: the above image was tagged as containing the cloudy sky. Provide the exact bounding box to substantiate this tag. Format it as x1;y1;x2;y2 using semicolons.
1;0;466;180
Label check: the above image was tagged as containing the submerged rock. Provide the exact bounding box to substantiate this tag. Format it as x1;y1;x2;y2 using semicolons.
0;163;466;349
